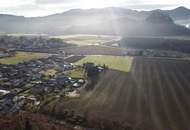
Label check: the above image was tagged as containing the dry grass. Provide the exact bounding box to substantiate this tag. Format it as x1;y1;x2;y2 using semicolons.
0;52;48;64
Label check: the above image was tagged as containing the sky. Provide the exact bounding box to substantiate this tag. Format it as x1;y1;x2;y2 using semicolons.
0;0;189;17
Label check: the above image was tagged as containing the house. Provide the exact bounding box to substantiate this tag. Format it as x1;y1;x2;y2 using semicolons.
0;99;15;114
72;83;81;88
0;92;18;114
0;90;10;96
30;86;44;95
32;74;42;80
22;95;40;106
56;75;70;86
78;79;85;84
64;64;74;71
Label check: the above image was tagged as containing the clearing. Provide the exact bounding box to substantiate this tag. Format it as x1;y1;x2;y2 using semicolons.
75;55;133;72
0;52;48;64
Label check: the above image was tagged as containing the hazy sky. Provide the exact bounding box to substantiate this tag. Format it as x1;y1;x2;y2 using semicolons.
0;0;189;17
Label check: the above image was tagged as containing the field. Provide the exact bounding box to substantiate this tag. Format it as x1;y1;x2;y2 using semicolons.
65;68;85;78
0;52;48;64
64;56;85;63
75;55;133;72
63;45;127;56
50;57;190;130
52;35;120;46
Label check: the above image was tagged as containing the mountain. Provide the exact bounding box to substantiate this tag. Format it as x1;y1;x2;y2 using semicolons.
142;11;190;36
163;6;190;20
146;11;173;24
60;10;190;36
0;8;144;35
0;7;189;36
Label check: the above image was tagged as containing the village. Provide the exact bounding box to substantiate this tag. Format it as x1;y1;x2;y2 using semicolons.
0;53;88;114
0;35;110;115
0;35;68;53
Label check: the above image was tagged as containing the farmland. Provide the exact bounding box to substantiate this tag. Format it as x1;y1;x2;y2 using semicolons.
63;45;127;56
52;35;120;46
0;52;48;64
64;56;85;63
75;55;133;72
47;57;190;130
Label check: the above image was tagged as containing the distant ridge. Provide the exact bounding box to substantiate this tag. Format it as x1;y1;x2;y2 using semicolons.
146;11;173;24
162;6;190;20
0;7;189;36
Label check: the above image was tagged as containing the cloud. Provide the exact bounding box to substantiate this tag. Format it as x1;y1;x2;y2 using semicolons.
0;3;73;17
0;0;189;16
35;0;77;4
0;0;34;8
123;4;177;10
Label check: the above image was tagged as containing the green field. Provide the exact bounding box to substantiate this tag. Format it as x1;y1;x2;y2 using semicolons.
0;52;48;64
75;55;133;72
52;35;120;46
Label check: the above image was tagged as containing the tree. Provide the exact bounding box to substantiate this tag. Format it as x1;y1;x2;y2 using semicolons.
25;118;32;130
87;66;99;77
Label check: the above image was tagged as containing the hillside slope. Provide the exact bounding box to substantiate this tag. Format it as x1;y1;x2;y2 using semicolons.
0;112;76;130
